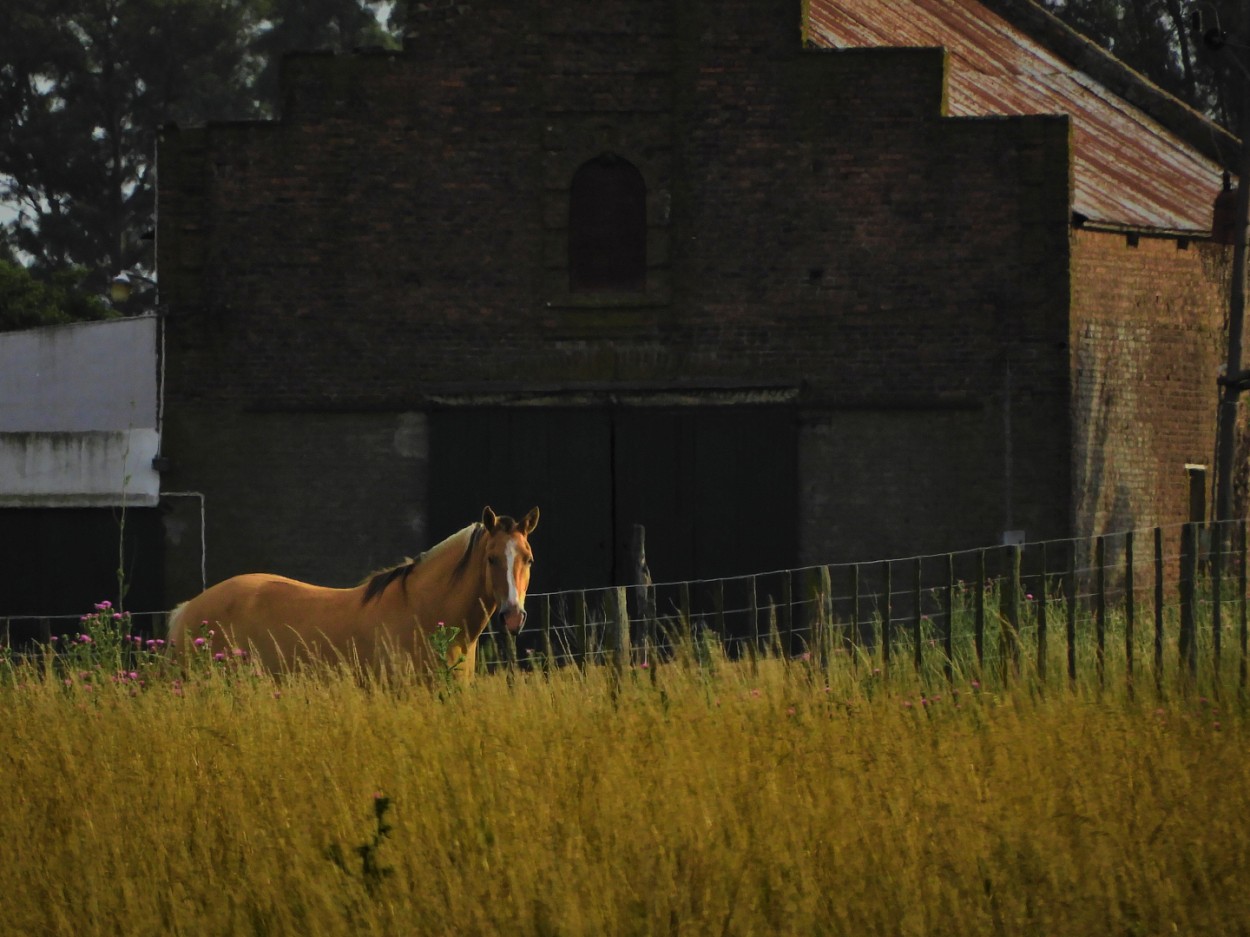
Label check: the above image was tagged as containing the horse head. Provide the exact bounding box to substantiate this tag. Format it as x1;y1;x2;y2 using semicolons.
480;505;539;633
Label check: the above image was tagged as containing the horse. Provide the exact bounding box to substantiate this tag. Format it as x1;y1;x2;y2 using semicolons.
166;506;538;680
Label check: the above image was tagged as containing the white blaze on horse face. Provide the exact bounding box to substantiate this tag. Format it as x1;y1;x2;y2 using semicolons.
498;539;528;632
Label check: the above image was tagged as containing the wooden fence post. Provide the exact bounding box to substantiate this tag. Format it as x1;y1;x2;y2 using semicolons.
540;594;554;676
1095;535;1106;687
609;585;629;682
1066;540;1077;686
575;590;589;672
1001;543;1021;680
1213;518;1224;675
975;549;986;671
1180;523;1198;681
942;553;954;682
912;556;923;672
1240;520;1248;692
1153;527;1164;691
881;559;892;671
781;571;793;658
849;563;860;666
1125;530;1135;696
1037;541;1048;682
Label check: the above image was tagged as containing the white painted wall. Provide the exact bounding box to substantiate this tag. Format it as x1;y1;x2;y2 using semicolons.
0;316;160;506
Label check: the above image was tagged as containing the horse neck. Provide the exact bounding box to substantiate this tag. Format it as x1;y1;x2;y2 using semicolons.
403;525;494;631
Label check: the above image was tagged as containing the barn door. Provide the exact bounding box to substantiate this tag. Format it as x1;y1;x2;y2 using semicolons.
428;408;614;592
612;406;797;585
428;404;796;592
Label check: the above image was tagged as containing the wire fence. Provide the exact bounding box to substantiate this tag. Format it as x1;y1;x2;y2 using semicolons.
481;519;1249;690
4;519;1247;689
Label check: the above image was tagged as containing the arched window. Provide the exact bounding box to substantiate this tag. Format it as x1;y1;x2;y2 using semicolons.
569;155;646;292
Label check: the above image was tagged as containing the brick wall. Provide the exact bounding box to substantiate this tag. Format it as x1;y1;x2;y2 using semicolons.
1070;229;1231;535
155;0;1126;584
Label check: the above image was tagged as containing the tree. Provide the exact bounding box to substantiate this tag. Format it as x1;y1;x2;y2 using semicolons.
0;0;396;311
1040;0;1238;127
0;253;112;331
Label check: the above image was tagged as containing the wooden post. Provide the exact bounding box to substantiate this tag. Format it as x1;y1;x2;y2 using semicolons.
975;549;986;670
1066;540;1077;685
1154;527;1164;690
781;570;793;658
609;586;629;682
541;594;554;676
679;581;692;650
1001;543;1021;680
502;613;518;685
575;590;589;671
1037;541;1048;682
849;563;860;665
630;524;656;671
1180;523;1198;680
1095;535;1106;687
748;575;760;653
1240;519;1248;691
1125;530;1135;694
1213;518;1224;675
881;559;892;671
912;556;923;672
942;553;954;682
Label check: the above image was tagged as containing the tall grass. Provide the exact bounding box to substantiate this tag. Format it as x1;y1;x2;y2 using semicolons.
0;610;1247;936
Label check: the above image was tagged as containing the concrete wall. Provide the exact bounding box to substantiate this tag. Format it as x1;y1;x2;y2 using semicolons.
0;316;160;507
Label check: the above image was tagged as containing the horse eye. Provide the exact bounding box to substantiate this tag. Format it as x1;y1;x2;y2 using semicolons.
488;556;499;566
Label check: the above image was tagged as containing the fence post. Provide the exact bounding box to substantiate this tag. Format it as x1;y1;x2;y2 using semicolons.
1125;530;1135;696
540;594;554;676
575;590;589;672
781;571;793;658
1095;535;1106;687
849;563;861;665
748;575;760;654
609;585;629;683
942;553;954;682
1241;520;1248;692
1213;518;1224;676
501;615;518;685
1180;523;1198;681
975;549;986;671
1001;544;1021;680
881;560;892;672
912;556;923;673
1037;541;1048;682
1154;527;1164;691
1066;539;1077;686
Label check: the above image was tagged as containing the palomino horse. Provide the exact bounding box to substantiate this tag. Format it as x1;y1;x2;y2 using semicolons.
167;506;538;679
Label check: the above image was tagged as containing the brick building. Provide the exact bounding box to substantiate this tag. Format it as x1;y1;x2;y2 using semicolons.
154;0;1238;602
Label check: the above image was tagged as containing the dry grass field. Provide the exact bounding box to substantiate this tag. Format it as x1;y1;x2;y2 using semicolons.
0;614;1247;936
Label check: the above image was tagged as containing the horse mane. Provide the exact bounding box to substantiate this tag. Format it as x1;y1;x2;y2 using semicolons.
361;522;485;605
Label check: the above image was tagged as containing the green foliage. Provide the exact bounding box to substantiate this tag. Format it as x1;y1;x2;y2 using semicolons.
1040;0;1235;127
0;256;113;331
0;0;399;289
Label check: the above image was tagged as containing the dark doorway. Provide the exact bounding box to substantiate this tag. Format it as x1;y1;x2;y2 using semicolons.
0;508;165;645
428;405;797;593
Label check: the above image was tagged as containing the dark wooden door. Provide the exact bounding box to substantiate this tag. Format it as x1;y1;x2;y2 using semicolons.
428;407;614;592
612;406;797;585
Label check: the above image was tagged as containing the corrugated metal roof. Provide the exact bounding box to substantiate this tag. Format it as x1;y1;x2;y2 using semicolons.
807;0;1226;234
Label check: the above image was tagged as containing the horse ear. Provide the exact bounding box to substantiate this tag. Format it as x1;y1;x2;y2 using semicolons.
520;507;539;535
482;506;499;531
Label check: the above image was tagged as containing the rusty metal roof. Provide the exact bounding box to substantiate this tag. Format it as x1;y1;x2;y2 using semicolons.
807;0;1226;234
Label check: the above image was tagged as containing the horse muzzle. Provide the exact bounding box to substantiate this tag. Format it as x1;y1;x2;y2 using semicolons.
497;605;527;634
